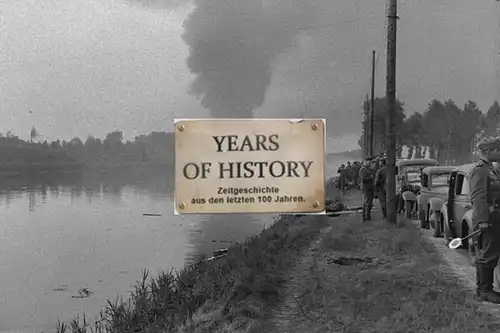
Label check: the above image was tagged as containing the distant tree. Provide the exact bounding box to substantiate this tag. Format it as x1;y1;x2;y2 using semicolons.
482;101;500;137
418;99;463;163
50;140;61;149
69;137;83;147
358;97;406;156
104;131;123;146
457;100;483;163
402;112;424;158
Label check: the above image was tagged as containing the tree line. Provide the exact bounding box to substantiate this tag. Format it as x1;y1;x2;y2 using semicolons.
358;97;500;164
0;129;174;173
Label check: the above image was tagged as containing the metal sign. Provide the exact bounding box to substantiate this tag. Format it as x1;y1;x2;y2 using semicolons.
174;118;325;214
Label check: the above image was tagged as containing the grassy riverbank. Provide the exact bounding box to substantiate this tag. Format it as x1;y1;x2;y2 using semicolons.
264;215;500;332
57;180;346;333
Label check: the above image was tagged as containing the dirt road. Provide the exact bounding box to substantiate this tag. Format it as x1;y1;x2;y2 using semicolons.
256;213;500;333
413;219;500;317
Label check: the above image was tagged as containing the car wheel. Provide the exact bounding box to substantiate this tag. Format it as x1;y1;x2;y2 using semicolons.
405;201;412;220
425;207;430;228
420;207;430;229
419;207;426;225
442;215;453;245
418;206;426;227
432;213;442;238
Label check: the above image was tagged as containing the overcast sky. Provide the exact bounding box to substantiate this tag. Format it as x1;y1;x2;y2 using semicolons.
0;0;498;152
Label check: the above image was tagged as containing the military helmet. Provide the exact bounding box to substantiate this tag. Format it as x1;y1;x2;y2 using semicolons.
364;156;373;161
477;137;500;151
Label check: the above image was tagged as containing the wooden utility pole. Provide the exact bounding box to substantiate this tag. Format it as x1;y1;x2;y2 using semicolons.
370;50;376;157
362;102;366;157
385;0;398;224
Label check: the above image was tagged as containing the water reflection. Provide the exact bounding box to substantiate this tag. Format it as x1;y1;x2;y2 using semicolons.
41;184;48;203
1;172;273;258
28;190;35;212
0;170;174;213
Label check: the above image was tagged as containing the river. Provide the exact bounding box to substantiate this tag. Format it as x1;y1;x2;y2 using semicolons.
0;154;349;332
0;172;277;332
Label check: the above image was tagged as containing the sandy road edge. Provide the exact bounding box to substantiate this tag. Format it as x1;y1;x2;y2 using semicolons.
412;219;500;316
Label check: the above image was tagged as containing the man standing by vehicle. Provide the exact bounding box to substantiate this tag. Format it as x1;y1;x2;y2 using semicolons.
359;156;375;221
374;157;387;218
470;138;500;304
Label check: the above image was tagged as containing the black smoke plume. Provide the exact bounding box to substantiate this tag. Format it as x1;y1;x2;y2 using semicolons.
182;0;317;118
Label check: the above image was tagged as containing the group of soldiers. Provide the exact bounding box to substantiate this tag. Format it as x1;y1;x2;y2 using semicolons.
358;155;387;221
337;155;387;221
336;161;362;190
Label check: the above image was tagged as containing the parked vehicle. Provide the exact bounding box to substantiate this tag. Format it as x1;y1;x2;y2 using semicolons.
396;158;439;217
440;163;476;264
416;166;456;235
396;158;439;191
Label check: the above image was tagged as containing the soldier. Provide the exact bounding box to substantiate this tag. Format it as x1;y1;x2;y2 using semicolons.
337;164;346;190
470;138;500;304
352;161;361;189
371;158;380;201
359;156;375;221
346;161;353;187
374;157;387;218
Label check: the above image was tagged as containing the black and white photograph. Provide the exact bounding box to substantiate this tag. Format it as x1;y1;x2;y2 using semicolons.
1;0;500;332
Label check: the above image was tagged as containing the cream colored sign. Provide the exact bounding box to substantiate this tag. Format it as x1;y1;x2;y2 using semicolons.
174;119;325;214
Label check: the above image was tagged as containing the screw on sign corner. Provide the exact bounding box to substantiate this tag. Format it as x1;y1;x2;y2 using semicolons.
177;124;185;132
178;202;186;210
311;123;319;131
313;200;320;208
